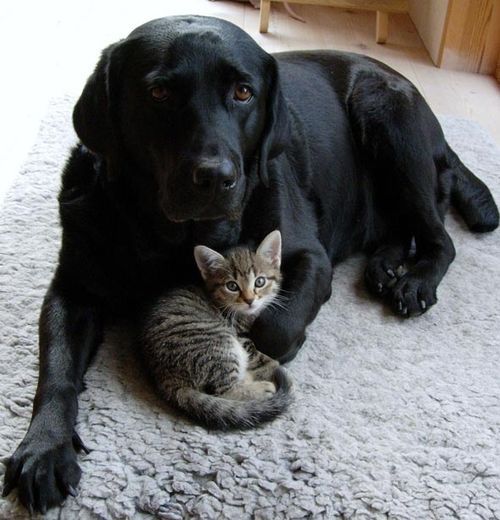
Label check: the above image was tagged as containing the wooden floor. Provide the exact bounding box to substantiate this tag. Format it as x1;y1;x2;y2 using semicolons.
0;0;498;202
243;2;500;145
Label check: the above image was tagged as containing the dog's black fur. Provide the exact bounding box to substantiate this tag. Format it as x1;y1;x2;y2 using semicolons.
3;16;498;513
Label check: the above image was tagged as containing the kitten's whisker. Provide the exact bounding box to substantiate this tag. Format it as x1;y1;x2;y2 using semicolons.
222;304;236;328
228;308;238;329
220;304;239;330
267;299;288;311
272;295;290;306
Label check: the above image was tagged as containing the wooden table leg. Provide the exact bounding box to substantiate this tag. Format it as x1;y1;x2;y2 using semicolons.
376;11;389;44
260;0;271;33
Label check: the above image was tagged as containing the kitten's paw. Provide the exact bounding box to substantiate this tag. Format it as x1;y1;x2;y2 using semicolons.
251;359;280;381
253;381;277;398
224;381;276;400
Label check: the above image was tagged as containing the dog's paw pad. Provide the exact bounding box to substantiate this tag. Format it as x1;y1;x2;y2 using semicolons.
365;258;400;295
391;275;437;317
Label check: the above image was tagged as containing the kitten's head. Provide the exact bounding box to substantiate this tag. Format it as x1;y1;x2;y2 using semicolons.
194;230;282;317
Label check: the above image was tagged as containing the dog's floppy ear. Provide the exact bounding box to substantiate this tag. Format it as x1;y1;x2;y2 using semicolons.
258;57;291;187
72;42;124;154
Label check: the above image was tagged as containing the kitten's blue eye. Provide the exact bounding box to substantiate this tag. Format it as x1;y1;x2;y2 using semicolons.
226;281;239;292
254;276;266;288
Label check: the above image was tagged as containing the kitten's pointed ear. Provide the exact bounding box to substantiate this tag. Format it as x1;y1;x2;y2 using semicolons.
194;246;226;280
256;230;282;269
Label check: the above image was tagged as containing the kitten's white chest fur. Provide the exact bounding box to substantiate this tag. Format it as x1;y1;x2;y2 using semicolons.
232;337;249;382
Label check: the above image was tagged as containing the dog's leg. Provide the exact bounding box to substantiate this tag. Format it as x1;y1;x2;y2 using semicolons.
2;280;103;514
381;168;455;318
349;71;456;317
251;247;333;362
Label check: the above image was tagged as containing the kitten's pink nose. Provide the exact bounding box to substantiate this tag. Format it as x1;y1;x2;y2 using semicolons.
244;298;255;306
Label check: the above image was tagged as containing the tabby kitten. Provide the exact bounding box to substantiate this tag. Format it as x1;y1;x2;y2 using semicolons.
141;230;292;430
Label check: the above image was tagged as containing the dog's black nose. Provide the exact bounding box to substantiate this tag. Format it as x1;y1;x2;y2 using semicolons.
193;159;237;192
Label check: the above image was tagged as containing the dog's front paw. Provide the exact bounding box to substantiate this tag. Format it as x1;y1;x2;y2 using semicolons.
2;430;83;514
390;274;437;317
365;255;400;296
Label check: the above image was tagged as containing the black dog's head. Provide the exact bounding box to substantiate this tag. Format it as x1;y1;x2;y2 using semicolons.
73;16;289;222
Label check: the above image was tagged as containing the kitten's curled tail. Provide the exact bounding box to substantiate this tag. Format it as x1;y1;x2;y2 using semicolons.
174;367;293;430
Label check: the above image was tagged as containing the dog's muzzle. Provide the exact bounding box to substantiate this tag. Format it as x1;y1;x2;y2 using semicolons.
161;157;245;222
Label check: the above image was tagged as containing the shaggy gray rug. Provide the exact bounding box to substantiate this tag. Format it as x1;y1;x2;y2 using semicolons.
1;96;499;520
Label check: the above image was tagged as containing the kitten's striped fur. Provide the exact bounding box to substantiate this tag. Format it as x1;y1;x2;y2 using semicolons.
141;231;293;430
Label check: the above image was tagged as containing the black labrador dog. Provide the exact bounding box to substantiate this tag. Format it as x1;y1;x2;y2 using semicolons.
3;15;498;513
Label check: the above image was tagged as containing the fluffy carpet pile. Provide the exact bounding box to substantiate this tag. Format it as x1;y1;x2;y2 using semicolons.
0;97;499;519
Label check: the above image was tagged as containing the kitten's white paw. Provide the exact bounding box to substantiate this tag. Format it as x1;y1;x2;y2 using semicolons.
253;381;277;398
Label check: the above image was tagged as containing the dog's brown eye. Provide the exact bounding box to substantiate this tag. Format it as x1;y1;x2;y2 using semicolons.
234;84;253;102
150;86;170;102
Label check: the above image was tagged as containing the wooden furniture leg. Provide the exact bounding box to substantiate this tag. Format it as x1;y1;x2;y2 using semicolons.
260;0;271;33
376;10;389;43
